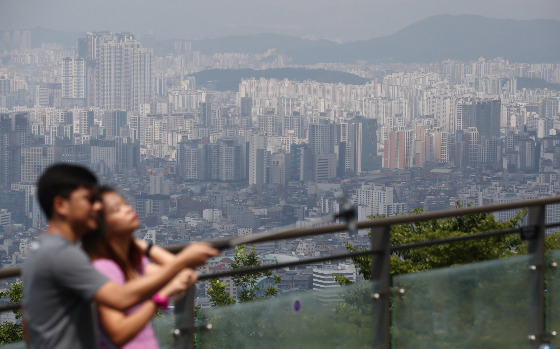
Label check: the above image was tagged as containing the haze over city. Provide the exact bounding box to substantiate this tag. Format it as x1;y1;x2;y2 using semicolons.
1;0;560;41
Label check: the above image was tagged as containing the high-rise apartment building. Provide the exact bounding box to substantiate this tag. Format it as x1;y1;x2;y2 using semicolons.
103;110;127;138
0;113;30;191
309;120;335;155
177;141;200;181
475;99;501;142
155;77;167;97
352;116;379;172
456;100;474;131
90;138;117;175
60;144;91;167
199;143;219;180
199;99;212;129
149;169;169;195
61;57;86;107
416;125;449;166
541;98;559;119
269;152;286;185
466;127;480;168
421;94;456;133
258;113;282;136
519;138;538;172
114;137;140;173
240;97;252;117
287;143;308;182
282;112;306;139
249;134;267;186
355;185;406;219
20;145;59;183
217;139;245;182
314;153;337;181
67;109;94;140
0;76;10;97
80;32;152;111
339;116;379;174
383;129;414;169
177;139;246;182
20;31;31;51
480;138;503;169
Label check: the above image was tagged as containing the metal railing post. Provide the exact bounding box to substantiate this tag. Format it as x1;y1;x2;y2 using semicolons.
174;286;196;349
527;205;546;349
371;225;391;349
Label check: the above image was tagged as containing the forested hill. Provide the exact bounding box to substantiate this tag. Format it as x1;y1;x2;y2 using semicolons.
189;68;372;91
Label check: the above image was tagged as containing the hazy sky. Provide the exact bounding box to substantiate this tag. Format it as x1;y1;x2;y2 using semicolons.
1;0;559;42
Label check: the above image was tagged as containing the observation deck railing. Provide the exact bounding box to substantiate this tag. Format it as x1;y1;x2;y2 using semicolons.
2;196;560;348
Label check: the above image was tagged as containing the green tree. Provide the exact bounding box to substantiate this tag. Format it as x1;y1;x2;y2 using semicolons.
207;280;235;307
0;281;24;344
337;206;560;284
207;245;281;306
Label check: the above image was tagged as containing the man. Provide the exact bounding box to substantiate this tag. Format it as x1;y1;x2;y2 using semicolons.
22;163;219;348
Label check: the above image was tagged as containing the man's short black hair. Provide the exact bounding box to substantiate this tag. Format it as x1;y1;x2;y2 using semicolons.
37;163;99;219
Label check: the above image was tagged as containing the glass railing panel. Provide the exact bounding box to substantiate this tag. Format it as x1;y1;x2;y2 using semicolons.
196;281;374;349
546;249;560;348
0;342;25;348
0;315;175;348
392;254;532;349
152;310;175;349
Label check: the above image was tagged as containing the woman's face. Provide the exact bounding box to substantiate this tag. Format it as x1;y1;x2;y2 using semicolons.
101;191;140;236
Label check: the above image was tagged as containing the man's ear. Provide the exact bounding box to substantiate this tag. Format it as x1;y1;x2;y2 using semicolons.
52;196;69;218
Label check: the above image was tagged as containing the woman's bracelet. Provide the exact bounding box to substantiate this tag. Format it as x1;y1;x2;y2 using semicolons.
152;292;169;310
145;242;153;258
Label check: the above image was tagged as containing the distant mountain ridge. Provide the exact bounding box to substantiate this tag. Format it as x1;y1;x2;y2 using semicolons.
338;15;560;64
24;15;560;63
188;15;560;64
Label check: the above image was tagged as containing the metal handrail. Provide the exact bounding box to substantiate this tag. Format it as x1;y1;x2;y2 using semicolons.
0;267;21;280
165;196;560;254
198;226;524;281
3;195;557;278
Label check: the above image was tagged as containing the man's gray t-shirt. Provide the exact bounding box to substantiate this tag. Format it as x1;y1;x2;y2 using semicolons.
22;234;109;349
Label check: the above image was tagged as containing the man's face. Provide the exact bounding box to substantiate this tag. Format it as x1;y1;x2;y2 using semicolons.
65;186;102;236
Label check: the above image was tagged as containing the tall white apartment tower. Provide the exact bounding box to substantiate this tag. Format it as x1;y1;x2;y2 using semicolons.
20;31;31;51
61;57;86;107
80;32;152;111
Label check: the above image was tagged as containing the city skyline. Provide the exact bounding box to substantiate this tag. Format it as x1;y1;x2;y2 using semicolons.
0;0;560;42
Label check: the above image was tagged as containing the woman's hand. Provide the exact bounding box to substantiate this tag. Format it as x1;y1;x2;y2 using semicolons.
158;268;198;297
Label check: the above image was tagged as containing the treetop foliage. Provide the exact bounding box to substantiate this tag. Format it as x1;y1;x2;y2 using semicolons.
339;206;560;284
208;245;281;306
0;281;24;344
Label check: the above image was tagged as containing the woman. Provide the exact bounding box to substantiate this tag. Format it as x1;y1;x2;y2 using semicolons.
82;186;196;349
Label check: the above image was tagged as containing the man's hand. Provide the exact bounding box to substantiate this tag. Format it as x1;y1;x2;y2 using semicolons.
177;242;220;268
